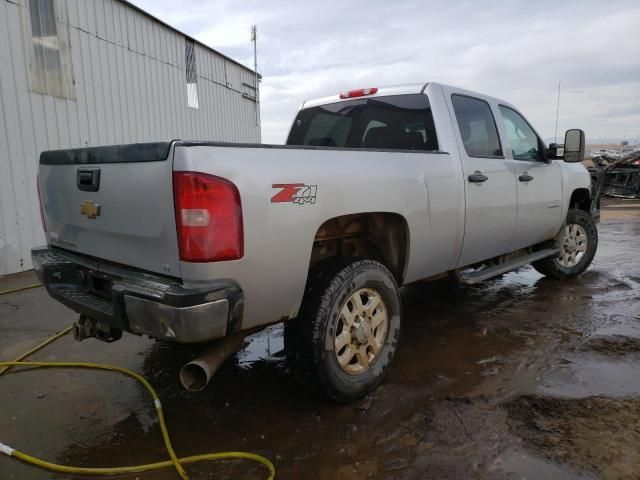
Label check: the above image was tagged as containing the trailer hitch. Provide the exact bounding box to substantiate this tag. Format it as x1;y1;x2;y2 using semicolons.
73;315;122;343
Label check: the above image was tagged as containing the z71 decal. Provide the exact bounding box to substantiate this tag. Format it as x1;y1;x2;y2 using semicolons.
271;183;317;205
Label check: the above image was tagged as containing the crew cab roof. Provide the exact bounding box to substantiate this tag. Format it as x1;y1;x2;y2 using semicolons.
300;82;520;118
301;83;429;109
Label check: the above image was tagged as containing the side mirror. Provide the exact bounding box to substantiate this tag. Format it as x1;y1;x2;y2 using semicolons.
547;142;563;159
563;129;585;163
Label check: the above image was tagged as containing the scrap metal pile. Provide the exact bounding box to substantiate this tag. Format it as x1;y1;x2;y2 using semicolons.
589;151;640;199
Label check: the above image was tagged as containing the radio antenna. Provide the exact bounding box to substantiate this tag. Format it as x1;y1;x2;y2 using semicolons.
554;81;561;143
251;25;260;133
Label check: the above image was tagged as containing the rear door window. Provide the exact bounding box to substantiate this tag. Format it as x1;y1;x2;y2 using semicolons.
287;94;439;151
451;95;503;158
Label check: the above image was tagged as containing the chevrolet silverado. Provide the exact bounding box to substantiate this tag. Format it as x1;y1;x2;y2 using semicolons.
33;82;597;402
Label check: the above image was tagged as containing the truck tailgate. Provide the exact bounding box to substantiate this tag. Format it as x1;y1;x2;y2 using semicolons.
38;142;181;277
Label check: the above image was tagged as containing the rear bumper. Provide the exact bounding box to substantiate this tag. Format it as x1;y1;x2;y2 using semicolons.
31;247;243;343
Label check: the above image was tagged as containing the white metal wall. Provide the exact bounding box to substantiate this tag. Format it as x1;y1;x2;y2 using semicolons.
0;0;260;276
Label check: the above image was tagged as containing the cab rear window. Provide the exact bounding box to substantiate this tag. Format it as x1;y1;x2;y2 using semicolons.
286;94;439;151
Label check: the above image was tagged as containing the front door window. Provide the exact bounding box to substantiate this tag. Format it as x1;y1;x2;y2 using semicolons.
499;106;541;160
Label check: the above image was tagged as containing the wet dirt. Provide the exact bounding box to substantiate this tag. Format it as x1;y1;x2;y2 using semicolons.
507;396;640;480
0;198;638;480
579;334;640;356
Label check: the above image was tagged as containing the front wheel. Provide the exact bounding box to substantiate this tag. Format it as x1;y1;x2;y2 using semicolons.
285;258;401;403
532;209;598;279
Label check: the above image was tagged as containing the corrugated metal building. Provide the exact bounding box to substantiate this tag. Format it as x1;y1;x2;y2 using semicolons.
0;0;260;276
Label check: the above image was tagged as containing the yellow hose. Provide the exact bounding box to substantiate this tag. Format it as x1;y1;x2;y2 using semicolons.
0;316;275;479
0;361;275;479
0;283;42;296
0;325;73;376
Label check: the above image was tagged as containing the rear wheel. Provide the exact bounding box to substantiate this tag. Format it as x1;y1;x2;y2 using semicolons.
285;258;401;403
532;209;598;279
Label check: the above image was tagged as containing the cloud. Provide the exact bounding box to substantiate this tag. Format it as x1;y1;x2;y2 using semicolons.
596;102;640;118
131;0;640;144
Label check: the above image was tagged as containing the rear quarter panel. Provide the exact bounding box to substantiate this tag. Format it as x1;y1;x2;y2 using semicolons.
174;145;456;330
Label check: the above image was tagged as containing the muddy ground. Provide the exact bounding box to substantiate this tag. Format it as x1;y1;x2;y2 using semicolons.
1;198;639;480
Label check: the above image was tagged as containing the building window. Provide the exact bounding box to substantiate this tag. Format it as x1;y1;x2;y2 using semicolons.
185;38;198;109
24;0;75;99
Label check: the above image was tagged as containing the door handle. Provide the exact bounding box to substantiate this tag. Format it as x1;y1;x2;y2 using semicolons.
77;168;101;192
468;171;488;184
519;173;534;182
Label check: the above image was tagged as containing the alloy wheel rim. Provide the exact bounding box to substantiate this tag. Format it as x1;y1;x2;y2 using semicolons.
557;223;588;267
334;288;389;375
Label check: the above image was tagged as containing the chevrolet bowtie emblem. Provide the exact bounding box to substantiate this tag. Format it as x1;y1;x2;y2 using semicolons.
80;200;101;219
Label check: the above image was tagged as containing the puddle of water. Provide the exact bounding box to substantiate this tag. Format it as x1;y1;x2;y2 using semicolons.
493;450;596;480
593;320;640;338
497;267;544;288
236;324;285;369
539;358;640;398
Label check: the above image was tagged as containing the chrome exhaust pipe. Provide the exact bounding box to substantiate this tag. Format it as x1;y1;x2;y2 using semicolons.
180;334;246;392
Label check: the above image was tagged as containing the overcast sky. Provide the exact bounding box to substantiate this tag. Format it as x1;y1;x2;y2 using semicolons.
132;0;640;145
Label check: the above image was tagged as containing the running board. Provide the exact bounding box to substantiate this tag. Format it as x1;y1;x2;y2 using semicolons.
457;248;560;285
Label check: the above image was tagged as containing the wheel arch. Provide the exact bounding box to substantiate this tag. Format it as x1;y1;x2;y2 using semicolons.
308;212;410;285
569;187;591;213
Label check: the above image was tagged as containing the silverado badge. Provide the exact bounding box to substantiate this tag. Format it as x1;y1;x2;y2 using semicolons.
80;200;101;219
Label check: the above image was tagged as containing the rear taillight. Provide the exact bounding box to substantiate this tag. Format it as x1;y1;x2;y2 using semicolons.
173;172;243;262
339;87;378;99
36;174;46;233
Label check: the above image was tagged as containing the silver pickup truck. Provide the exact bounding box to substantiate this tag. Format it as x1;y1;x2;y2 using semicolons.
33;82;598;402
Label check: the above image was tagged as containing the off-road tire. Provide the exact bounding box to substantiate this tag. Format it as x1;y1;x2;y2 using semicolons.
532;209;598;279
285;258;401;403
